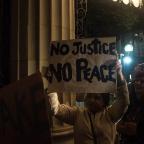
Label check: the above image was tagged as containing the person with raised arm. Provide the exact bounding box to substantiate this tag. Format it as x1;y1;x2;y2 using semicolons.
47;60;129;144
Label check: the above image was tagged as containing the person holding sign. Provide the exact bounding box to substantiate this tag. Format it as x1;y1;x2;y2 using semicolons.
47;60;129;144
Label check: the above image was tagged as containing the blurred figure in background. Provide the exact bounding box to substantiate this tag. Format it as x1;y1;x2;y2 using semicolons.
117;63;144;144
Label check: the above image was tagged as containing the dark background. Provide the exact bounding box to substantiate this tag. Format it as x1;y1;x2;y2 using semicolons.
86;0;144;37
1;0;144;84
0;0;11;86
84;0;144;80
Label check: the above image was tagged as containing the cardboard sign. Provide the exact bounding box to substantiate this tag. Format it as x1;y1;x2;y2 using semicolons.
46;37;117;93
0;73;51;144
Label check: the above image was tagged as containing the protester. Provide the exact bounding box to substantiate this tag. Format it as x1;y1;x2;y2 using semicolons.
117;63;144;144
47;60;129;144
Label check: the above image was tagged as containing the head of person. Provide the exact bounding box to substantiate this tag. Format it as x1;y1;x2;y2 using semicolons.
133;63;144;103
84;93;110;114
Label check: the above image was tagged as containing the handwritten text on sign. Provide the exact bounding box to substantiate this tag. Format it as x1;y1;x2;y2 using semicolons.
46;37;117;93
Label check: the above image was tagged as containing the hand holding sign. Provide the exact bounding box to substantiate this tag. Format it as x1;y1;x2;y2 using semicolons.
104;58;125;86
47;37;117;93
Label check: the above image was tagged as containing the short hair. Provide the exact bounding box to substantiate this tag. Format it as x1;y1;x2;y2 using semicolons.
102;93;111;107
133;63;144;80
84;93;111;107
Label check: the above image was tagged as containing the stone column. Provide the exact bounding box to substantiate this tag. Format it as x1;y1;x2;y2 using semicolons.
39;0;51;89
69;0;76;106
62;0;70;40
28;0;36;75
11;0;28;80
50;0;63;132
18;0;28;78
51;0;75;139
62;0;76;107
10;0;39;80
51;0;61;41
69;0;75;40
10;0;19;81
51;0;76;105
61;0;71;105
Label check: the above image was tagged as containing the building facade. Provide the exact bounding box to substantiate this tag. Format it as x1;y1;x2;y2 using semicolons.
1;0;76;143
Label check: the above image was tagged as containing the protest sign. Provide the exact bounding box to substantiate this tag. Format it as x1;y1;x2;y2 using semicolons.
46;37;117;93
0;73;51;144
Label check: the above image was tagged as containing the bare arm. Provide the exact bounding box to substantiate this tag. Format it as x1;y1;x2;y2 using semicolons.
48;92;77;125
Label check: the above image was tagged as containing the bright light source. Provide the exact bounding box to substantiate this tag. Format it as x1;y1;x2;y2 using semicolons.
124;44;133;52
129;74;132;80
120;53;124;57
132;0;140;7
112;0;143;8
123;56;132;64
119;59;122;64
123;0;129;5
